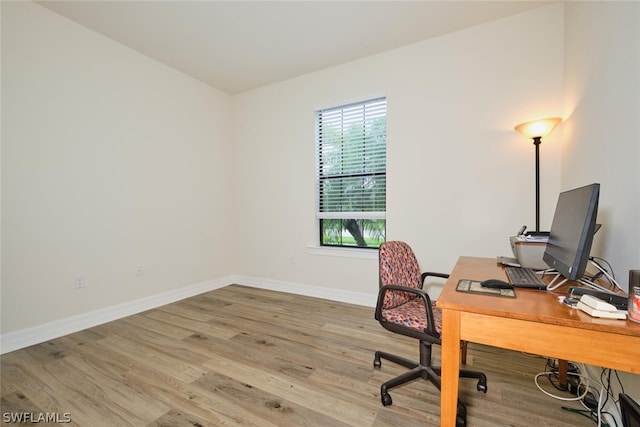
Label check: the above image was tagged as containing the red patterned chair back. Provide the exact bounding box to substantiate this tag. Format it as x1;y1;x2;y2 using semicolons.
374;241;485;416
379;241;422;309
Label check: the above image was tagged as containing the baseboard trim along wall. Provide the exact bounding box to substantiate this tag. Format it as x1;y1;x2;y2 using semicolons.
0;276;377;354
234;275;377;308
0;277;232;355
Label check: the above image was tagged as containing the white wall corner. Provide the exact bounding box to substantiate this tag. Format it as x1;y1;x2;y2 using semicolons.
232;275;378;308
0;276;376;354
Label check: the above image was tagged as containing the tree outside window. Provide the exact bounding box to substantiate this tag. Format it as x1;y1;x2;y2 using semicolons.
316;98;386;248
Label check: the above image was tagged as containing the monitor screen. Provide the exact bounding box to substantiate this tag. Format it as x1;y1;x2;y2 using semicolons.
543;183;600;281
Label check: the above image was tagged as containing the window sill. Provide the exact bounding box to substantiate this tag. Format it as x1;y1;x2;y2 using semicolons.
307;245;378;260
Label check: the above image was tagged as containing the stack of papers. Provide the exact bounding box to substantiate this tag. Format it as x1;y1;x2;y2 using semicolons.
515;234;549;243
576;294;626;319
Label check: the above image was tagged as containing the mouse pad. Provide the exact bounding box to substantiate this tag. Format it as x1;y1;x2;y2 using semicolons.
456;279;516;298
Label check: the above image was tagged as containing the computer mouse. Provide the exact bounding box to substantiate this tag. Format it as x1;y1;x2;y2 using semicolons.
480;279;513;289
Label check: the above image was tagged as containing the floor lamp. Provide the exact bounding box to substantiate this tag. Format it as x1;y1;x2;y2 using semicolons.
514;117;561;232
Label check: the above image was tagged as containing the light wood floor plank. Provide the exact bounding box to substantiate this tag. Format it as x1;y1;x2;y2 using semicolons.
1;285;587;426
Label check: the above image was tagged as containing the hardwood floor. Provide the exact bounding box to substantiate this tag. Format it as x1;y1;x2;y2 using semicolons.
1;285;587;426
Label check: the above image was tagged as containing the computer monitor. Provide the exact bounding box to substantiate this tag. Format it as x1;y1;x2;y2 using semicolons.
543;183;600;282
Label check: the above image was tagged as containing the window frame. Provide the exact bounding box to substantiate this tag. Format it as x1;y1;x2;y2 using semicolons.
315;97;387;249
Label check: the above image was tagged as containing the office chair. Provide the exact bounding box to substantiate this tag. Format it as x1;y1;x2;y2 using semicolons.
373;241;487;426
620;393;640;427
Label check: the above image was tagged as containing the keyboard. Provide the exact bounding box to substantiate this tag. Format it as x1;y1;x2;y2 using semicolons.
505;267;547;289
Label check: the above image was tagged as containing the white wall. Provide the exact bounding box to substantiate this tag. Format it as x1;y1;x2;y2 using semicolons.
562;1;640;288
2;4;637;405
562;0;640;403
232;3;564;301
1;2;235;336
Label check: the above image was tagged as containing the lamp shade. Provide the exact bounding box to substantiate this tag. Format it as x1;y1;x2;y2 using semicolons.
514;117;562;139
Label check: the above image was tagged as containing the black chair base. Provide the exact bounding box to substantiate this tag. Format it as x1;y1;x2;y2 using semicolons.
374;345;487;427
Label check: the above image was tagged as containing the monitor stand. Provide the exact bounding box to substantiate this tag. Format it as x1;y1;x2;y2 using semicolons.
546;272;567;291
547;260;624;293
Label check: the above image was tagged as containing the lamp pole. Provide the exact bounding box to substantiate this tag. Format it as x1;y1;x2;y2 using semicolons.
514;117;561;233
533;136;542;232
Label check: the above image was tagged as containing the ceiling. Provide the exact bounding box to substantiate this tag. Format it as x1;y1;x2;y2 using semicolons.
37;1;553;95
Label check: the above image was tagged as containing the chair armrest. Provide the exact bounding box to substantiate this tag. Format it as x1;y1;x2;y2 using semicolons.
421;271;450;285
375;284;438;336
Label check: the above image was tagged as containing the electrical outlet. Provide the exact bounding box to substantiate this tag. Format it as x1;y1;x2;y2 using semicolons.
74;275;85;289
136;266;144;277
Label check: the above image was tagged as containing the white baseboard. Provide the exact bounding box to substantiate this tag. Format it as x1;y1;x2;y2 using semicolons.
0;276;233;355
233;275;377;308
0;276;377;355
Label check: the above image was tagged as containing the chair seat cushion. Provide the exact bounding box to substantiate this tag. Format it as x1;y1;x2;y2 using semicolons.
381;298;442;334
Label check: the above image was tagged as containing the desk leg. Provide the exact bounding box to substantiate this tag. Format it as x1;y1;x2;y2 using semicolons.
558;359;568;390
441;308;461;427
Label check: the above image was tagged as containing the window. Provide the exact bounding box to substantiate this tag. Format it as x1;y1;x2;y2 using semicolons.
316;97;386;248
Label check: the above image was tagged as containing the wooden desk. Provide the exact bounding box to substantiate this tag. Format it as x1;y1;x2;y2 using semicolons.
437;256;640;426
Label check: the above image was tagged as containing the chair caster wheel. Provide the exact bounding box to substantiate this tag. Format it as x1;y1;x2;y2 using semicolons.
477;381;487;393
373;357;381;368
456;403;467;427
381;393;392;406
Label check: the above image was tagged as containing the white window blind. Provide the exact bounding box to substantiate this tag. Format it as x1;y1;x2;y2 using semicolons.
316;98;386;220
